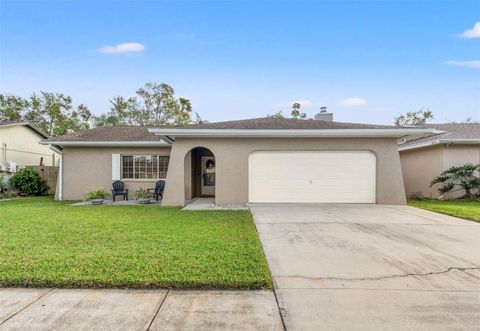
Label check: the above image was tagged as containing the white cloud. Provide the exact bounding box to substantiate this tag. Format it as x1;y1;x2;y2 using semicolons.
459;22;480;38
445;60;480;69
97;42;146;54
340;97;367;107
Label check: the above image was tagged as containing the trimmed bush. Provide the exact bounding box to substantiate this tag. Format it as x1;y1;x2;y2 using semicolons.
10;167;49;196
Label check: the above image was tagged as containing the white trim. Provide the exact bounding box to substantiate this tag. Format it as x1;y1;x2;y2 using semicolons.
39;140;169;147
48;144;63;200
148;128;437;138
399;138;480;151
112;154;121;180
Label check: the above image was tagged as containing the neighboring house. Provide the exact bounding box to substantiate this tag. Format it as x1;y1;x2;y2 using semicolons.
399;123;480;199
0;121;58;173
40;115;434;205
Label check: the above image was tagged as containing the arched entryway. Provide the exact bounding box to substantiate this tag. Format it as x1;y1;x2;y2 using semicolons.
185;147;216;201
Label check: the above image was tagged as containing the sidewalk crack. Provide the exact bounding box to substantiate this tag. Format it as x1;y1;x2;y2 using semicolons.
276;266;480;282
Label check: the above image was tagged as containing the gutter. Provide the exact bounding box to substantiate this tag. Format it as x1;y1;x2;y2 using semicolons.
147;128;437;138
399;139;480;151
39;140;169;147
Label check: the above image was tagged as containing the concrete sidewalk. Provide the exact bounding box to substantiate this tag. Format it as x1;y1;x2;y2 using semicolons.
0;288;283;331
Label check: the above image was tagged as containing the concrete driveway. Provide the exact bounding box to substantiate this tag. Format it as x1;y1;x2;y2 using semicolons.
251;204;480;330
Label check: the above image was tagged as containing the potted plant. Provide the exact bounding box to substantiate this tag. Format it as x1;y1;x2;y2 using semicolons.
84;188;109;205
135;187;151;204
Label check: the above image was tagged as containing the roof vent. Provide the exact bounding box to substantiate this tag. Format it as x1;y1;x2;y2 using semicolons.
314;107;333;121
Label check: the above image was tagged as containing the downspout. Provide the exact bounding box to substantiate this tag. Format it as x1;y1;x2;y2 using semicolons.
48;144;63;201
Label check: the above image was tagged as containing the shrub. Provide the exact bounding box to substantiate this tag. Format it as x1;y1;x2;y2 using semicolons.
0;191;17;199
0;173;7;192
135;187;150;199
431;164;480;199
84;188;109;201
409;191;424;200
10;167;49;196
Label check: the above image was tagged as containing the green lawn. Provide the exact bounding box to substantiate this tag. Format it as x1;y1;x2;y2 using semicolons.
0;197;271;289
408;198;480;223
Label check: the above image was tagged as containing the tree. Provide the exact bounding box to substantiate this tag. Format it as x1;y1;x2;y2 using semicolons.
394;108;434;126
23;92;92;136
0;94;28;122
267;111;285;119
430;164;480;199
290;102;306;119
93;83;193;126
0;92;92;136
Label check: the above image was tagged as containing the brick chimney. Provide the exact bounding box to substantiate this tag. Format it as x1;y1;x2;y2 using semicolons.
314;107;333;121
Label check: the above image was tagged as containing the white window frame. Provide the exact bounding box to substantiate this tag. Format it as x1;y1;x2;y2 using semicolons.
120;154;169;181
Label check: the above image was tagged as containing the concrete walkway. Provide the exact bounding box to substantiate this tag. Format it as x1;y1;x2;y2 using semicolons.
0;289;283;330
251;203;480;331
182;198;248;211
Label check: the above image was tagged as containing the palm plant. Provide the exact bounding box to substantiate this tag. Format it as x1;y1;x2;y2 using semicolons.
430;164;480;199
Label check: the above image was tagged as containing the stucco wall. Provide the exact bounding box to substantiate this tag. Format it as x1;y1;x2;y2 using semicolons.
0;125;57;168
400;146;443;199
162;137;407;206
400;144;480;199
62;146;171;200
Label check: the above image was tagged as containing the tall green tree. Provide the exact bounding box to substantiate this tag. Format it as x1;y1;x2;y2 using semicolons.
23;92;91;136
0;92;91;136
290;102;306;119
94;83;192;126
0;95;28;122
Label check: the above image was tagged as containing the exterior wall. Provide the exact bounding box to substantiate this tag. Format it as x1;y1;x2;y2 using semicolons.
62;146;171;200
400;144;480;199
163;137;406;206
0;125;57;169
400;146;443;199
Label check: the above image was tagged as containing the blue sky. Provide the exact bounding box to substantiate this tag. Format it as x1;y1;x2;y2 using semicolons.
1;1;479;124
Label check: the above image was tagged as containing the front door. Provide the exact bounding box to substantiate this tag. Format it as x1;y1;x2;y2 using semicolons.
201;156;215;196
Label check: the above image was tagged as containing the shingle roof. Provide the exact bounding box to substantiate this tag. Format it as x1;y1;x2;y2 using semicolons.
45;117;414;142
49;126;161;142
164;117;402;130
400;123;480;148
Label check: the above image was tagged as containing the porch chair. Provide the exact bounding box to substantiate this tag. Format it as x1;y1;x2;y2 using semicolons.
148;180;165;201
111;180;128;202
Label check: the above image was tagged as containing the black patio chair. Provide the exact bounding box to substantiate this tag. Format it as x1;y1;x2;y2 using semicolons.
111;180;128;202
147;180;165;201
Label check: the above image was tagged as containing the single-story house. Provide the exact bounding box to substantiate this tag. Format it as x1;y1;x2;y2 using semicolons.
40;115;434;205
1;121;58;172
399;123;480;199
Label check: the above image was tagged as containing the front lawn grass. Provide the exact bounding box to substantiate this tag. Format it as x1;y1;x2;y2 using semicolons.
0;197;271;289
408;198;480;223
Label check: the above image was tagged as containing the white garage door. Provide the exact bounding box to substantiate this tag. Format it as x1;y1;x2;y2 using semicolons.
249;151;376;203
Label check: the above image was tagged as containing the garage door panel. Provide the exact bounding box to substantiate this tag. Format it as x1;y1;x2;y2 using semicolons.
249;151;376;203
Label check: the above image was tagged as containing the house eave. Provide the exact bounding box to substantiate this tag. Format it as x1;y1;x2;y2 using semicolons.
399;139;480;151
39;140;170;147
148;128;437;139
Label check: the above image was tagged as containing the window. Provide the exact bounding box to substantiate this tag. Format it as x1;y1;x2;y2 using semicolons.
121;155;169;180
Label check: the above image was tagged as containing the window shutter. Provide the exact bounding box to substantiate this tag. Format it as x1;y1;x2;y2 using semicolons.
112;154;121;180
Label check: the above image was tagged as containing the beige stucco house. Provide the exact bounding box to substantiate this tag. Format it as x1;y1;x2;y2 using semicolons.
1;121;57;172
399;123;480;199
40;116;434;205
